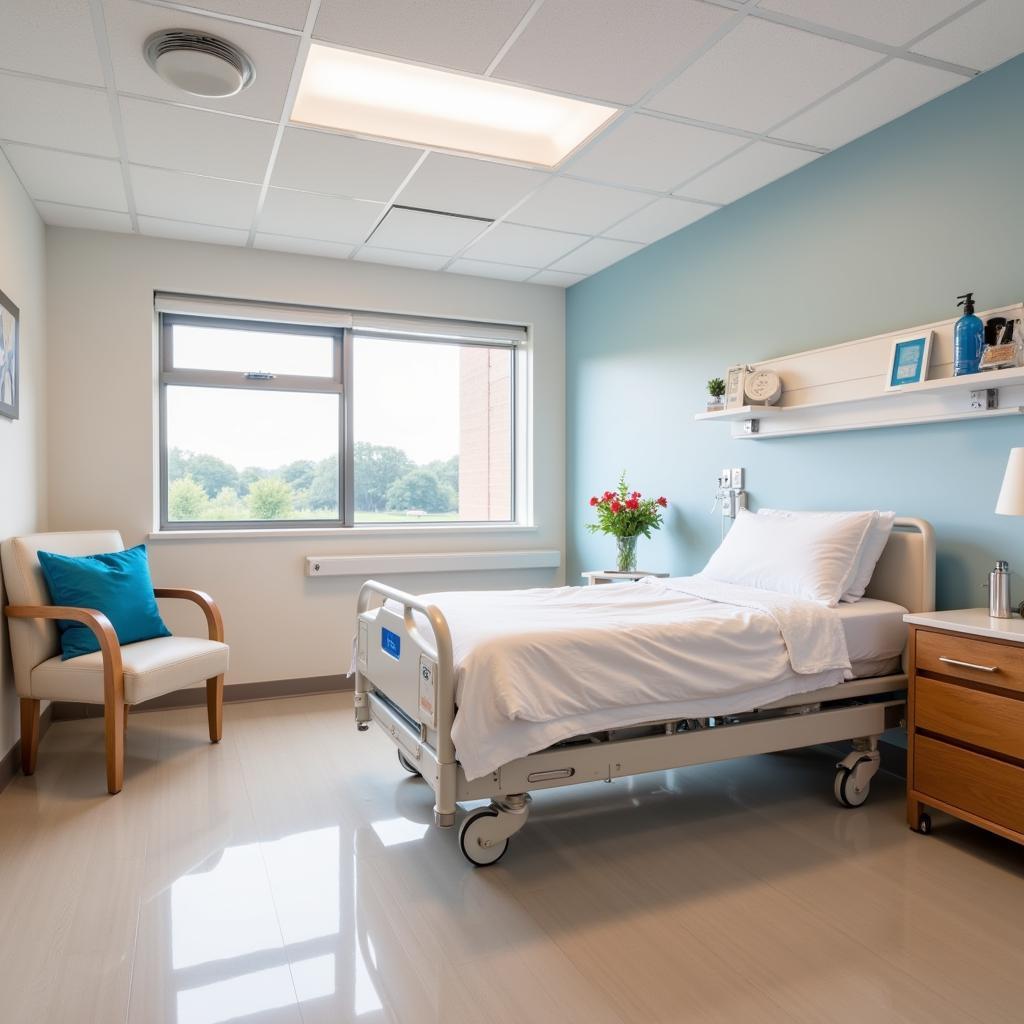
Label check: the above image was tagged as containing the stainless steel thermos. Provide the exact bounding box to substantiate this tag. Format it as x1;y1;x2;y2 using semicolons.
988;560;1012;618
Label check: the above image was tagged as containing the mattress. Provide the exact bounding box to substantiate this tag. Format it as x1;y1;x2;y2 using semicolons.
838;598;908;678
399;580;908;779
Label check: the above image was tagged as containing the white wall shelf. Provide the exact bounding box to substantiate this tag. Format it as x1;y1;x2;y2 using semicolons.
696;303;1024;440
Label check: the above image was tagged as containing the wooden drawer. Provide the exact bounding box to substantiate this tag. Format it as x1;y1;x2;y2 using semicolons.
914;734;1024;836
916;629;1024;695
915;676;1024;762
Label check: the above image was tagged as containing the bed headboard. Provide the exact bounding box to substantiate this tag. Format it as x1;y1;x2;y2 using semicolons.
864;517;935;613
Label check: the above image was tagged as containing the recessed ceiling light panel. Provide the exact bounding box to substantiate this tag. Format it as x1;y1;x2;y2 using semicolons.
145;30;255;98
291;45;616;169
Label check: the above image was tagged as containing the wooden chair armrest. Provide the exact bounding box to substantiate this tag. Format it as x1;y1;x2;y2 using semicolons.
3;604;124;699
153;588;225;643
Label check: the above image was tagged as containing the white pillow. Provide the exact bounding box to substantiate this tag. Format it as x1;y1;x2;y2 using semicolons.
700;508;876;606
759;509;895;602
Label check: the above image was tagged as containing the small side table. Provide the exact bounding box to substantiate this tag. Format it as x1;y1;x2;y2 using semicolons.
582;570;669;585
903;608;1024;846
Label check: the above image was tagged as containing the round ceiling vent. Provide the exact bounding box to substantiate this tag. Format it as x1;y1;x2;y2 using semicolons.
144;30;255;98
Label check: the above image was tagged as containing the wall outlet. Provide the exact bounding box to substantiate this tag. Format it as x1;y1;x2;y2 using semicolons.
730;467;744;488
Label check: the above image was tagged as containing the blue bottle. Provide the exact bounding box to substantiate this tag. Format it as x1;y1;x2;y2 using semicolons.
953;292;984;376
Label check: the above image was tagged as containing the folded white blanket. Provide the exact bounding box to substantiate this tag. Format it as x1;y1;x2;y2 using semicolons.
654;576;852;676
406;578;851;780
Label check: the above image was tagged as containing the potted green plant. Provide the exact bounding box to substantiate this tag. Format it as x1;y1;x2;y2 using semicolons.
586;473;668;573
706;376;726;411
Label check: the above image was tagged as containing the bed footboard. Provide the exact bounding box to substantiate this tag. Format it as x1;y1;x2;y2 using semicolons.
355;580;458;826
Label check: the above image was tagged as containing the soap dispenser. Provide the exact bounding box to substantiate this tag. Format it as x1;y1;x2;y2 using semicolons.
954;292;984;375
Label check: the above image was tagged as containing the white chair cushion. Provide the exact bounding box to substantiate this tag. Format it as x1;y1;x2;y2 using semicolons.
1;531;124;697
31;635;229;705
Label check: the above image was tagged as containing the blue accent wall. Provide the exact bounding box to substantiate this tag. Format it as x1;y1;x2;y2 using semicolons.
566;55;1024;609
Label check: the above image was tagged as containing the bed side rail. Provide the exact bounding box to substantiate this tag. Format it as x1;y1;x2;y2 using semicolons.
354;579;459;826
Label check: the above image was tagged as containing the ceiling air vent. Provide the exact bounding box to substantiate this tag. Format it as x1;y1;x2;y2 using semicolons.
144;30;255;98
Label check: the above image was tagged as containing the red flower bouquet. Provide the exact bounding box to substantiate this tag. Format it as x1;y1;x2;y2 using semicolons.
586;473;668;572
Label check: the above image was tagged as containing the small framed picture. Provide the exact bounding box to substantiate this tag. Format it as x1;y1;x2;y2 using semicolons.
886;331;933;390
0;288;18;421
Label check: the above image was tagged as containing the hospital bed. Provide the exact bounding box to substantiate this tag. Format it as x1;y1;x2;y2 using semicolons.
353;518;934;865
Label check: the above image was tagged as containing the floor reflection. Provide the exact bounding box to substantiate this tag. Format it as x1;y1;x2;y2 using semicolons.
167;827;344;1023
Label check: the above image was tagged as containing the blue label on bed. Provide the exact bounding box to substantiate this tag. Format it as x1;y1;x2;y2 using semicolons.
381;627;401;660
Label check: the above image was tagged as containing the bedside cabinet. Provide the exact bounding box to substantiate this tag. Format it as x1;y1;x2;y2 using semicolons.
904;609;1024;845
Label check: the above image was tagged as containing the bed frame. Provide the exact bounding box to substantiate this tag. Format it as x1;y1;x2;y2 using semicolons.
354;518;935;865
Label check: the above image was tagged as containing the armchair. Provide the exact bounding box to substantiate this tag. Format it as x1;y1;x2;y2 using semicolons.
1;531;229;794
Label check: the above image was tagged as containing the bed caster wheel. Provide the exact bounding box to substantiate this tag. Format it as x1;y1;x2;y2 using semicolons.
458;808;509;867
914;812;932;835
397;750;421;776
834;765;870;808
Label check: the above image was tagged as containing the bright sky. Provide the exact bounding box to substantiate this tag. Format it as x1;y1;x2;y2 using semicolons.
167;328;460;469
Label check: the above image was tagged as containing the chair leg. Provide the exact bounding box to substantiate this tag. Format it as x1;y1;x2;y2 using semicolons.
20;699;40;776
207;675;224;743
104;698;124;795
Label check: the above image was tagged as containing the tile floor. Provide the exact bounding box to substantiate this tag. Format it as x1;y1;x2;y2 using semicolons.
1;693;1023;1024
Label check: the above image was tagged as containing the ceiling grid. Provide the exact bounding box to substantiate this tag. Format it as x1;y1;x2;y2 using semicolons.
0;0;1017;285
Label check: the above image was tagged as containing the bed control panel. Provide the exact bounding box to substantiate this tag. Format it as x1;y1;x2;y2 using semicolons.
381;627;401;660
418;656;437;728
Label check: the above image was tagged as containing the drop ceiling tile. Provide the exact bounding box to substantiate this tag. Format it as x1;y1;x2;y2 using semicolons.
120;98;277;181
677;141;818;205
3;144;127;210
354;247;451;271
463;223;587;268
647;18;880;133
493;0;733;105
368;207;490;255
529;269;586;288
447;259;536;282
131;166;261;229
271;127;422;201
314;0;532;73
396;154;546;220
0;0;105;85
35;202;133;233
174;0;311;30
605;197;717;243
509;177;651;235
138;216;249;246
254;233;355;259
0;75;117;157
756;0;972;47
568;114;746;192
775;59;968;150
258;188;384;243
912;0;1024;71
102;0;299;121
550;237;643;275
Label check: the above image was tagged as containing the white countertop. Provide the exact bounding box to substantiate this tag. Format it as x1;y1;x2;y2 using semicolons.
903;607;1024;642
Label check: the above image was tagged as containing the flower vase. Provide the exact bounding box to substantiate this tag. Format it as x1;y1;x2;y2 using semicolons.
615;535;639;573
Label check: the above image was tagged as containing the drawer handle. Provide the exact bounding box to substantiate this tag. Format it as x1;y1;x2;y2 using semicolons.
938;656;998;673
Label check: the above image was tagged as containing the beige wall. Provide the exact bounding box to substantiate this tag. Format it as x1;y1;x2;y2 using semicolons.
0;155;47;758
45;228;565;686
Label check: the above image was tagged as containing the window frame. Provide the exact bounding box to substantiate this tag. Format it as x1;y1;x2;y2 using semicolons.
157;309;519;531
159;312;348;531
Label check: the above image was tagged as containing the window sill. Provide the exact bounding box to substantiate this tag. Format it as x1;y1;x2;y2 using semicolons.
149;524;540;541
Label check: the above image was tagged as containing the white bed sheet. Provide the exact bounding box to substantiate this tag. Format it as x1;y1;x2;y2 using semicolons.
397;579;906;780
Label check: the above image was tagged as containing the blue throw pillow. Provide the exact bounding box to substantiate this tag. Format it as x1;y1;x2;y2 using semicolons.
37;544;171;660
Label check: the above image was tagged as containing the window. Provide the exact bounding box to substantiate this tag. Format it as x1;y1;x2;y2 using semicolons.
158;298;521;529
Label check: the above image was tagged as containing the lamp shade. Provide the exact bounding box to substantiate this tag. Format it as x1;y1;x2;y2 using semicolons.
996;448;1024;515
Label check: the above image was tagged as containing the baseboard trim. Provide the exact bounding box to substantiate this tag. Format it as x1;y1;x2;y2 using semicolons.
52;673;354;720
0;702;55;794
